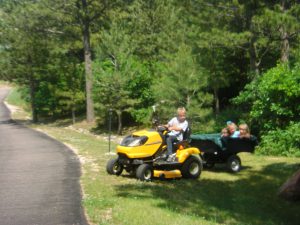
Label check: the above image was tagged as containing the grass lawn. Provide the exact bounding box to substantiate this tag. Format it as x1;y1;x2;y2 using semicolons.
4;86;300;225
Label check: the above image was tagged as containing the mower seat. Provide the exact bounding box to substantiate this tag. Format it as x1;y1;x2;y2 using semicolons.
174;126;191;149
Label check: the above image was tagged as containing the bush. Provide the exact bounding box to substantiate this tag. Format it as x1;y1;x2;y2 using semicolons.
214;106;250;130
256;122;300;157
234;63;300;134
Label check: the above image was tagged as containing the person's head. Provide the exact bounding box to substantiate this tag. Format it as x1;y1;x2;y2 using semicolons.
221;127;229;137
239;123;250;136
227;122;237;135
177;107;186;122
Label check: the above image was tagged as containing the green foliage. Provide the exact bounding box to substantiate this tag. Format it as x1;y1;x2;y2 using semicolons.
214;106;249;132
0;0;86;121
51;63;86;118
6;86;31;112
93;55;152;132
126;0;182;62
126;65;154;125
256;122;300;157
1;0;300;138
98;19;155;113
93;18;155;131
153;44;213;131
93;58;138;111
234;63;300;133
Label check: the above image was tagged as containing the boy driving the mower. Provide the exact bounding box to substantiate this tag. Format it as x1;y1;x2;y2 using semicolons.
165;107;189;161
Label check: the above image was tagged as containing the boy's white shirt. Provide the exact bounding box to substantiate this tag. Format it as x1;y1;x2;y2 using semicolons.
168;117;188;141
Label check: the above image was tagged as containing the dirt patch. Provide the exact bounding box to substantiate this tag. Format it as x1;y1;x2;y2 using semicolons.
4;101;20;114
66;125;124;143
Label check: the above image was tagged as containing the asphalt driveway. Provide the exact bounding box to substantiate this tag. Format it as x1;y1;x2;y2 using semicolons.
0;87;88;225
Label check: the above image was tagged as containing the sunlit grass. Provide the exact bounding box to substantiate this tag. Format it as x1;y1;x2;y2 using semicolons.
0;80;10;86
27;124;300;225
5;86;31;120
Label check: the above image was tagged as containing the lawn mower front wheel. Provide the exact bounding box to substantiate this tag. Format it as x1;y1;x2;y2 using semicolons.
106;158;124;175
136;164;153;181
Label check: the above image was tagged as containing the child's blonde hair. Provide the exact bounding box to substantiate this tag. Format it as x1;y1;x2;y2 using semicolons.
239;123;250;134
177;107;186;114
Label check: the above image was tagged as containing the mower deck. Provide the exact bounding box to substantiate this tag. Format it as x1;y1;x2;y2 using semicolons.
153;169;182;179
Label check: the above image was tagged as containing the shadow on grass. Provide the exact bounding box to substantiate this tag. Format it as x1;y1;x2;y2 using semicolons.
11;116;87;128
0;119;33;128
114;162;300;225
204;164;253;173
41;116;86;127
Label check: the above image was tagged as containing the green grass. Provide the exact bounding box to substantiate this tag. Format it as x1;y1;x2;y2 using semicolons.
0;80;9;86
29;124;300;225
6;88;29;109
4;85;31;120
4;85;300;225
6;87;24;106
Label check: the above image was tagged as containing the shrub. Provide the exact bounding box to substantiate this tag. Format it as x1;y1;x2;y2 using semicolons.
256;122;300;157
234;63;300;134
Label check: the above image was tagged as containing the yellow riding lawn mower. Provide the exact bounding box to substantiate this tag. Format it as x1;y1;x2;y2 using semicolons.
106;127;203;181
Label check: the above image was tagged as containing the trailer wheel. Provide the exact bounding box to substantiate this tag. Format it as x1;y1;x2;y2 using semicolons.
227;155;241;173
136;164;153;181
106;158;123;175
181;156;203;179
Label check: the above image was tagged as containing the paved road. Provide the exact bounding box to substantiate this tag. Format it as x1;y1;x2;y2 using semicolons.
0;87;88;225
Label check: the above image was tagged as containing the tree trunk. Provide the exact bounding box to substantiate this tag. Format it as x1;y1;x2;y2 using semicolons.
29;76;38;123
82;0;95;123
72;106;76;124
213;87;220;115
280;0;289;63
116;110;122;135
249;35;260;76
186;95;191;108
280;29;289;63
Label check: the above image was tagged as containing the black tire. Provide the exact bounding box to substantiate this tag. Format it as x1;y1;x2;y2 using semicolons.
106;158;123;175
136;164;153;181
227;155;241;173
181;156;203;179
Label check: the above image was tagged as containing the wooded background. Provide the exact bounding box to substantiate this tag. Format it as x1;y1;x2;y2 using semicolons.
1;0;300;156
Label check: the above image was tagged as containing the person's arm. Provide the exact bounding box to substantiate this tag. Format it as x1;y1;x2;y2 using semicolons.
169;120;188;132
168;125;183;132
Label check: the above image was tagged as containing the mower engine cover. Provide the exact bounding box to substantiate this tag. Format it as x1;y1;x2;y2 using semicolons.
117;129;164;158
